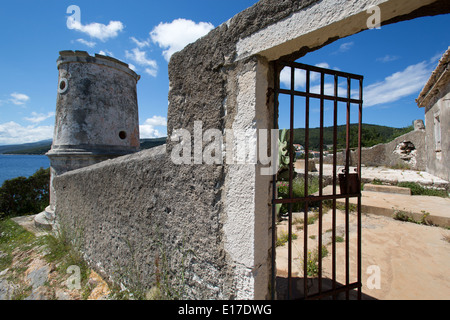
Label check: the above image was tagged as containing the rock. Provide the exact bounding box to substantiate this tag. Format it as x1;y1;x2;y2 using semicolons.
25;286;54;300
0;279;18;300
27;265;50;290
55;289;71;300
0;268;9;278
87;271;111;300
414;119;425;131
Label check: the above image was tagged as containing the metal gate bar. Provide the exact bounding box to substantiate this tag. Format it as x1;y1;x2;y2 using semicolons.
272;60;363;300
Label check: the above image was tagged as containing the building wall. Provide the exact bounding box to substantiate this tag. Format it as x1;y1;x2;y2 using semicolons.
425;80;450;181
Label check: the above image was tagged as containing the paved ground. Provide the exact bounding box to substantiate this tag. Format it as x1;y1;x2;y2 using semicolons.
298;164;449;189
277;212;450;300
277;166;450;300
276;209;450;300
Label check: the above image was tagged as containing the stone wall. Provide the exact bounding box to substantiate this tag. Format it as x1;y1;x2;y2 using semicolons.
324;126;426;170
55;145;237;299
424;82;450;181
417;48;450;181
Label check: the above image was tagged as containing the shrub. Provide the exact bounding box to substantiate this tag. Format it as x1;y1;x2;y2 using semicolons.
0;167;50;219
301;245;329;277
397;182;448;198
276;230;298;247
277;176;320;217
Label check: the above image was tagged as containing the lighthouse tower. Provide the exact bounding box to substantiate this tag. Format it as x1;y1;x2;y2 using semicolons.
35;50;141;229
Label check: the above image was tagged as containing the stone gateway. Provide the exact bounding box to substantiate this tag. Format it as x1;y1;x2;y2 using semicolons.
51;0;450;299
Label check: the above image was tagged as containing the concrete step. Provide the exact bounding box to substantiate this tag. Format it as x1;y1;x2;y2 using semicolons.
11;214;49;237
314;185;449;228
363;183;411;195
34;208;55;231
338;191;450;228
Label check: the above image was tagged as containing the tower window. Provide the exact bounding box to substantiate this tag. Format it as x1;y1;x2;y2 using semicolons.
58;78;68;94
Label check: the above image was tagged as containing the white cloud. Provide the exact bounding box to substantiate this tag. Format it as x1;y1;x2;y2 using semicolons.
332;42;354;54
376;55;400;63
144;68;157;77
139;116;167;139
150;19;214;61
76;38;96;48
0;121;53;145
9;93;30;105
68;19;124;42
315;62;330;69
130;37;150;48
430;51;445;64
24;112;55;124
364;60;432;107
98;50;114;57
125;48;158;77
143;116;167;126
280;67;306;89
279;63;330;89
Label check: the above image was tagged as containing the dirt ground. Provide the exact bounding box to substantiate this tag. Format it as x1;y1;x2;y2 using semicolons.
276;209;450;300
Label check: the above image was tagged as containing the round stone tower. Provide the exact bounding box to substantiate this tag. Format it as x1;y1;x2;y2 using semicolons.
36;50;140;228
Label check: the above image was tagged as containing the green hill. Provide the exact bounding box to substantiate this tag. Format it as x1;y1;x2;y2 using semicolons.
0;140;53;155
139;137;167;150
286;123;413;151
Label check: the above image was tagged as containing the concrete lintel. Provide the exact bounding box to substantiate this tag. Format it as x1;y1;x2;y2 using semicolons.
236;0;441;62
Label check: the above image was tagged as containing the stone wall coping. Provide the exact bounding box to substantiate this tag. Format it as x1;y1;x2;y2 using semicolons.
54;144;167;178
57;50;140;82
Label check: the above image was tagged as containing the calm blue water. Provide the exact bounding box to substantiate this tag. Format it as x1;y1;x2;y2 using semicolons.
0;154;50;186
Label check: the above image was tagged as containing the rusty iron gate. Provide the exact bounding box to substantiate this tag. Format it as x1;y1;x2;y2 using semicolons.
271;61;364;300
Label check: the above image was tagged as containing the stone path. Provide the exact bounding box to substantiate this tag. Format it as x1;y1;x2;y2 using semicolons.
276;209;450;300
277;166;449;299
0;215;112;300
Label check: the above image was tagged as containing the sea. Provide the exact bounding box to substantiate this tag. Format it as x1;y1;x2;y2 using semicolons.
0;154;50;186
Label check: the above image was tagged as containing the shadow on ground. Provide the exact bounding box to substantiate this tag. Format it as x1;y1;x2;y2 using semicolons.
276;276;377;300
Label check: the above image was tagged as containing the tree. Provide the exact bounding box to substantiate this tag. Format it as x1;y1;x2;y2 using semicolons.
0;168;50;219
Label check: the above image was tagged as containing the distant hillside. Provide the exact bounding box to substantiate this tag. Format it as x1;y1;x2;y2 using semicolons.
0;140;53;155
0;138;167;155
139;137;167;150
1;123;412;155
285;123;414;150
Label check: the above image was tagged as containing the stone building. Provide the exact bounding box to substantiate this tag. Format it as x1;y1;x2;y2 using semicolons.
35;51;140;229
416;47;450;181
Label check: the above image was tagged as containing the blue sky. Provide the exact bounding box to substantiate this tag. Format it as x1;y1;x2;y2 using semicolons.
0;1;448;145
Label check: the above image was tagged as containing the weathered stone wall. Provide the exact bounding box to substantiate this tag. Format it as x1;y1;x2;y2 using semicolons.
324;127;426;170
55;145;237;299
424;82;450;181
53;0;450;300
418;48;450;181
